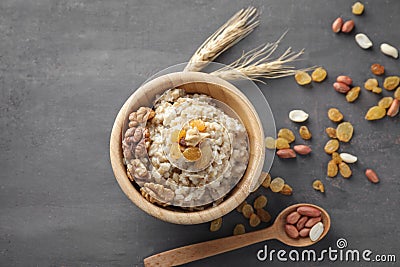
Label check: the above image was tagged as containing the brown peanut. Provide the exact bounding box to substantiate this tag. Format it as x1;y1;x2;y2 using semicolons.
365;169;379;184
299;228;311;237
286;211;301;224
332;17;343;33
285;224;299;239
277;149;296;159
293;145;312;155
387;99;399;117
341;20;354;33
333;82;351;93
337;76;353;85
296;216;308;230
297;206;321;217
305;216;322;228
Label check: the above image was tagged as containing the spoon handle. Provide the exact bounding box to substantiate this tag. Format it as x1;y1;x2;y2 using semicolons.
143;226;277;267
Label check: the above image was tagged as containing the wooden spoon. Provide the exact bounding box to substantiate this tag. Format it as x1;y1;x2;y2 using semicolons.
144;203;330;266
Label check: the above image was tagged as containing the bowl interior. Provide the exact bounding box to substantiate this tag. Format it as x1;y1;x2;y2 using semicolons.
110;72;265;224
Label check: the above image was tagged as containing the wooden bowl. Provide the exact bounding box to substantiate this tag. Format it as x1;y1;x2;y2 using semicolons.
110;72;265;224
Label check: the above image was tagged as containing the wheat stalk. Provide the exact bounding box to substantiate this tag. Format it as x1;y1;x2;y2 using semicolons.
184;6;259;72
210;32;315;82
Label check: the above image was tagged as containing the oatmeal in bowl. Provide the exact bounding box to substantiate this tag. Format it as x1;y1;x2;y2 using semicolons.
123;88;249;209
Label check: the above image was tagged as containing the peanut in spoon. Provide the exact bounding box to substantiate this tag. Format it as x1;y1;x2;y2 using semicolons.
144;203;330;266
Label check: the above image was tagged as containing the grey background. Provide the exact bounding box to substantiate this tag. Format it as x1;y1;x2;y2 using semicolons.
1;0;399;266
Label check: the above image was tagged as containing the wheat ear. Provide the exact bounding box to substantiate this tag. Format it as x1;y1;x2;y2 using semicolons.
184;7;259;72
210;32;314;82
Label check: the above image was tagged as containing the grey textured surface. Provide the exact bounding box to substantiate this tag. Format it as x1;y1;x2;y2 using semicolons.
1;0;399;266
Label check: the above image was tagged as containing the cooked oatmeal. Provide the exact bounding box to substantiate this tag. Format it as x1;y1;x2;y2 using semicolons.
123;89;249;208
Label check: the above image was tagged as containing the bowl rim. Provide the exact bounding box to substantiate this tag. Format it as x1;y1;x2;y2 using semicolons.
110;71;265;224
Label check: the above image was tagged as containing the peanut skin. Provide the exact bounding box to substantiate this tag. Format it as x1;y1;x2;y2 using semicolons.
293;145;312;155
277;149;296;159
387;99;399;117
285;224;299;239
296;216;308;230
332;17;343;33
337;75;353;86
297;206;321;217
341;20;355;33
305;216;322;228
299;228;311;237
365;169;379;184
286;211;301;224
333;82;351;93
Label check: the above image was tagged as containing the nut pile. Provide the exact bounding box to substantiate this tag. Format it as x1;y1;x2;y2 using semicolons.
285;206;324;242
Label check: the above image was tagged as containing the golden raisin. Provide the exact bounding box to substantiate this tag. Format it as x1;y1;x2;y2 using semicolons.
383;76;400;90
256;208;272;223
346;86;361;103
236;201;247;213
209;217;223;232
370;63;384;75
328;108;344;122
372;87;382;94
278;128;296;143
339;162;352;178
249;213;261;227
312;180;325;193
395;87;400;100
311;67;327;82
325;127;337;138
327;160;338;177
182;147;202;161
324;139;340;154
378;97;394;109
261;173;272;188
189;119;206;132
265;136;276;149
242;204;254;219
352;1;364;15
295;71;312;85
270;177;285;192
275;138;290;149
178;129;186;141
233;224;246;235
280;184;293;196
332;152;342;164
365;106;386;120
364;78;378;91
299;126;312;140
336;122;354;142
253;195;268;210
